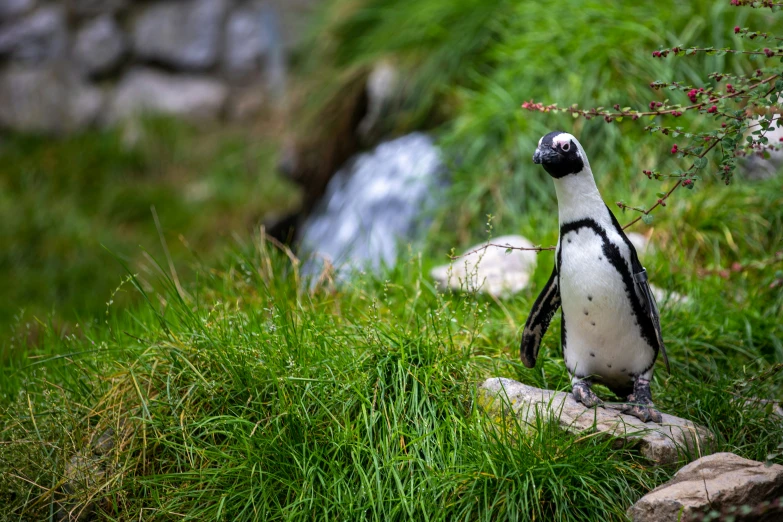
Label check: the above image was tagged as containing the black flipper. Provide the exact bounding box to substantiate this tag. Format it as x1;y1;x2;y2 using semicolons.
520;265;561;368
632;267;670;373
604;205;670;374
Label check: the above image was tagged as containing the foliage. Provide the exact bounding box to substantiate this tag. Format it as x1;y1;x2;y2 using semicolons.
521;1;783;230
300;0;776;245
0;118;300;347
1;225;780;520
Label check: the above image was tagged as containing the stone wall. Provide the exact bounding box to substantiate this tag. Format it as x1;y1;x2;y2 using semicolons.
0;0;320;134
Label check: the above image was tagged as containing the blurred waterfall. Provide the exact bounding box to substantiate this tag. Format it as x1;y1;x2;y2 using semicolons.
297;132;445;278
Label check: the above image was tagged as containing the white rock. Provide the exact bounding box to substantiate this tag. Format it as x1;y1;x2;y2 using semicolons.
72;15;126;76
628;452;783;521
650;284;690;307
479;377;713;465
431;236;537;297
107;68;228;124
132;0;227;70
627;231;652;255
0;65;103;133
0;5;67;63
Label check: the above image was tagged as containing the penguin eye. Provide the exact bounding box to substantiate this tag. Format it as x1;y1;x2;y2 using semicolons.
561;141;571;152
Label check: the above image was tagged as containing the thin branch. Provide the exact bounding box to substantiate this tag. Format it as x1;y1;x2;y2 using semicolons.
622;138;721;229
449;241;555;259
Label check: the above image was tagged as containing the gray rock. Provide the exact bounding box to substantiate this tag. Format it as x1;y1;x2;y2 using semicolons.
107;68;227;123
628;452;783;521
431;235;538;297
223;4;273;77
72;15;126;76
0;0;35;21
132;0;227;70
0;5;67;63
479;377;713;465
56;427;118;521
0;65;103;133
66;0;126;18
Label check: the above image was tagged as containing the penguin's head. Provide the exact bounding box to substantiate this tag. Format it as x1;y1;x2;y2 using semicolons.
533;131;585;178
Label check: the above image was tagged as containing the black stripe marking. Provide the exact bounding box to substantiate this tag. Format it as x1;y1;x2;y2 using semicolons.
559;217;660;376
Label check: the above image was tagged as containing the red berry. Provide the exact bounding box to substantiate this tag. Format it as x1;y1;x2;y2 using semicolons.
764;48;774;57
726;84;734;93
707;105;717;113
734;26;741;34
671;144;679;154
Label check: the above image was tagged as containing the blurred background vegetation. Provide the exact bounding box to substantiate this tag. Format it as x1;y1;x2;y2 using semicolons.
2;0;780;357
1;0;776;342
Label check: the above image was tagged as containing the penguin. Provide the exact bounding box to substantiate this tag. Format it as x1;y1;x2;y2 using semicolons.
520;130;669;423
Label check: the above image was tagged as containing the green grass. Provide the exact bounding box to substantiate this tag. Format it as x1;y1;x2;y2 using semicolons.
2;170;782;518
0;117;301;352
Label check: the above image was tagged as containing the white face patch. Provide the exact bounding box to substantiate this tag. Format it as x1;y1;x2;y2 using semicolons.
552;133;576;148
538;136;543;147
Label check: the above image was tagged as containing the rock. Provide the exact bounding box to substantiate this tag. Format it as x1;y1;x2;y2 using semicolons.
72;15;126;77
66;0;126;18
132;0;227;70
223;4;273;78
0;65;103;133
628;452;783;521
0;5;67;63
628;231;652;255
0;0;35;21
56;427;118;521
298;132;445;278
479;377;713;465
742;114;783;181
651;284;690;307
107;68;228;124
431;235;538;297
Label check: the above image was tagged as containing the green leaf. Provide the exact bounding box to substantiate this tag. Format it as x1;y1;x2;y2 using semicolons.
642;214;654;225
694;157;707;169
656;192;666;198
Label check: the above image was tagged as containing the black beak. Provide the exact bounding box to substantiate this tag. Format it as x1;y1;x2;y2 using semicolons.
533;147;558;165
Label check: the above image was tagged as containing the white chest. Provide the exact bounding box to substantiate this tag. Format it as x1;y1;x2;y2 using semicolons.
558;226;654;388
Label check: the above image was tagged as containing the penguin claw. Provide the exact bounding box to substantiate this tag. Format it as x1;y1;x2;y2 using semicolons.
572;381;603;408
622;404;663;423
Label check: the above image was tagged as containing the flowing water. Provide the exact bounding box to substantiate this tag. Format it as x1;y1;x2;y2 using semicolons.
297;132;445;278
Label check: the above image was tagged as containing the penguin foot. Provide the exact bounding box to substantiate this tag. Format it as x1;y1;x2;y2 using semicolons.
622;401;663;423
572;381;603;408
622;376;663;423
